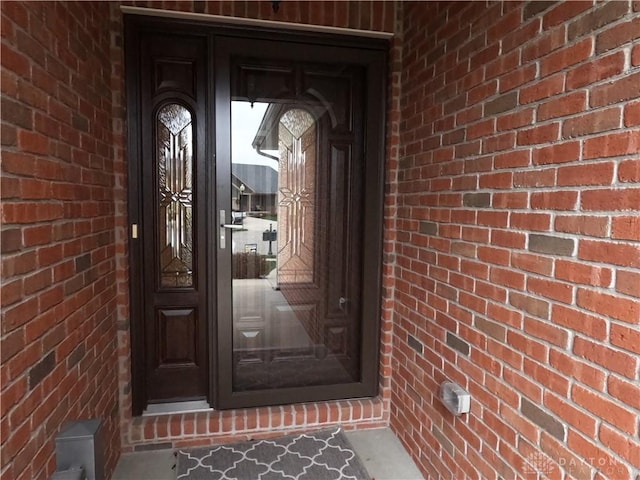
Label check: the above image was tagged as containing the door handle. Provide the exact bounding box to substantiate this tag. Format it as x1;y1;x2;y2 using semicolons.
219;211;244;249
219;210;226;249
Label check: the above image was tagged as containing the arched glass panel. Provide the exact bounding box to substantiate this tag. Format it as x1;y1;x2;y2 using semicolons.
277;108;316;284
157;104;194;288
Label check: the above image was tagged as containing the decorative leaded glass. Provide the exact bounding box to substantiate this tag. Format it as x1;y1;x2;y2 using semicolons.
277;109;316;284
157;104;194;288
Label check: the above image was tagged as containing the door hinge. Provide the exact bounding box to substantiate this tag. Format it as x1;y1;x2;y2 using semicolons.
131;223;138;239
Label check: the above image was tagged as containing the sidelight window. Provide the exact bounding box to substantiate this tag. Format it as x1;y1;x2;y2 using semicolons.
157;104;195;288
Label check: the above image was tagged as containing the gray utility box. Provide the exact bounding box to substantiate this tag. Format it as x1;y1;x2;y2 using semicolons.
55;419;104;480
51;466;85;480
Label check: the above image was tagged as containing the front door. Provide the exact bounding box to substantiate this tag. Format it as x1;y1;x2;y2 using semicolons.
126;16;387;414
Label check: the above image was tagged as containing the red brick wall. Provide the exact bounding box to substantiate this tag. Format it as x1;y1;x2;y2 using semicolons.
1;2;121;479
9;1;637;477
126;0;397;30
392;1;639;479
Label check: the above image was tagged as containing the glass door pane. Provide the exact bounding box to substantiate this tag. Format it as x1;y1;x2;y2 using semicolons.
215;37;386;409
230;100;360;392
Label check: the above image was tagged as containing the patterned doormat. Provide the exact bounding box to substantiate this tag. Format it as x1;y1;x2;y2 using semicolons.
176;427;370;480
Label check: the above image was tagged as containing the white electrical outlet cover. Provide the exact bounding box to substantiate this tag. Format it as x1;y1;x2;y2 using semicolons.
439;381;471;416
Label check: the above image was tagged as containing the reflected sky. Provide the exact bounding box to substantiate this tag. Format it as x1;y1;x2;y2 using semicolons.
231;102;279;171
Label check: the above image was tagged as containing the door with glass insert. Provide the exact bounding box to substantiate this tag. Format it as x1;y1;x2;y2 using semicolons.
216;37;384;408
126;18;386;412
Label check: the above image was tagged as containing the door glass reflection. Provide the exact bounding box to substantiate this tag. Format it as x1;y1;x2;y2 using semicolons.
231;101;359;391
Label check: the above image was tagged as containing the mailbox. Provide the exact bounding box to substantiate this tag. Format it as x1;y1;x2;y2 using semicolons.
263;230;277;242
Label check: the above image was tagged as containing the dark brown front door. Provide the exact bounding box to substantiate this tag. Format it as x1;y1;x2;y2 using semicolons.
126;16;387;414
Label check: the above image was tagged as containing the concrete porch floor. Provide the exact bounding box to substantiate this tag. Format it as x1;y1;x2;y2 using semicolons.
112;427;424;479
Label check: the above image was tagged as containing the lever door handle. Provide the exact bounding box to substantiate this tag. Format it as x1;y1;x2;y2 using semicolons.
219;211;244;249
219;210;226;249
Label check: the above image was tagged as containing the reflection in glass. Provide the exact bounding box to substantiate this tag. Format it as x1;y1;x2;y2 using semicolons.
278;109;315;284
157;104;193;288
231;101;358;392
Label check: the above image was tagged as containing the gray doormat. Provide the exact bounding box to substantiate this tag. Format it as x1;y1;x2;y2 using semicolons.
176;427;370;480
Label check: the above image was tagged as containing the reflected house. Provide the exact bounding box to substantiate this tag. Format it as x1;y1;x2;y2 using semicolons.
230;102;358;392
253;105;319;286
231;163;278;214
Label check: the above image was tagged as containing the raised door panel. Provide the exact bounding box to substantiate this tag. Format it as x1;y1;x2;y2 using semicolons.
158;308;197;365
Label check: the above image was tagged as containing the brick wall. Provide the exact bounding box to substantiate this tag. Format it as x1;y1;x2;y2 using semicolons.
1;2;121;479
392;1;639;479
7;1;637;477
